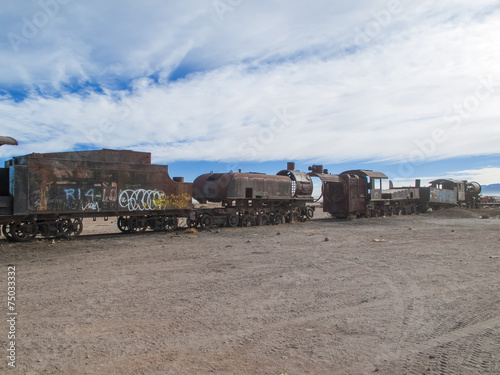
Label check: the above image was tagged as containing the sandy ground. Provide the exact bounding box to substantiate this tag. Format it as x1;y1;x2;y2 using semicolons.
0;208;499;374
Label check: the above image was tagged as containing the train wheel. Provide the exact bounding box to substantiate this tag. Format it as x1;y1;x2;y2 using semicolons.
59;218;83;239
148;216;164;232
200;214;213;229
257;214;270;226
240;214;255;227
117;216;130;232
129;216;148;233
10;220;38;242
186;217;198;228
2;223;13;240
226;214;239;228
305;206;314;220
273;212;285;225
166;217;179;231
287;210;300;223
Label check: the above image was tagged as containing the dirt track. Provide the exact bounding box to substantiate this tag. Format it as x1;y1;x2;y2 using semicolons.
1;209;499;374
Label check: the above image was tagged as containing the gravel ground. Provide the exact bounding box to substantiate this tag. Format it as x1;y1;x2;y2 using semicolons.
1;208;499;374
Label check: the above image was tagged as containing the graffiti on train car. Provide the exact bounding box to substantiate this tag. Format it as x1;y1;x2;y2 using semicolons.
119;189;191;211
30;182;119;212
63;183;117;212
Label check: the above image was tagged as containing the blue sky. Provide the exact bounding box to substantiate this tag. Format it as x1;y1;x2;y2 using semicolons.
1;0;500;189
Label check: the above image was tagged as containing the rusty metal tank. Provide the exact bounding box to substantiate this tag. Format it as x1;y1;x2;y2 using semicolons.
193;162;314;203
466;181;481;195
193;172;292;203
2;149;192;219
276;162;313;197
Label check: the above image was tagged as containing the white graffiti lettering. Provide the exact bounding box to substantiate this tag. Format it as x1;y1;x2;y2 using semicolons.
118;189;167;211
82;202;100;211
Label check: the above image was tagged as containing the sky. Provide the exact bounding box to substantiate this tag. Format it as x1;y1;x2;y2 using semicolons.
1;0;499;190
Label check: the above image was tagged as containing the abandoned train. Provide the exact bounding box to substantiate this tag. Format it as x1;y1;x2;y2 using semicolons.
0;146;315;241
309;165;481;219
0;139;482;241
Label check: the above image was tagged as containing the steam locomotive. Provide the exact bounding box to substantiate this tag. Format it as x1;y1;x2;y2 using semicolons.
0;138;482;241
309;165;481;219
0;144;315;241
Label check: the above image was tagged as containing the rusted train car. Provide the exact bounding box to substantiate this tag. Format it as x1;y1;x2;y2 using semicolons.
308;165;481;218
192;162;315;227
422;179;481;209
0;141;316;241
1;149;192;241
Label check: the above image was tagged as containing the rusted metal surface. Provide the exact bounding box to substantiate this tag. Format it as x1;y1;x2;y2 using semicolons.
5;150;191;217
466;181;481;195
341;170;388;180
341;170;388;202
429;179;466;203
382;187;420;201
230;173;292;200
193;173;229;203
194;163;315;204
0;136;18;146
0;196;12;217
6;149;151;166
322;175;350;217
465;181;481;207
419;187;457;207
193;172;293;203
310;168;395;218
307;167;349;217
277;166;313;197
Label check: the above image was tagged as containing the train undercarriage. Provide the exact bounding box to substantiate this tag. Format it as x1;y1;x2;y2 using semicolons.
1;200;316;242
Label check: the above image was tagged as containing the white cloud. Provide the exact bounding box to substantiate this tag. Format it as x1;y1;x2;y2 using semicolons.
0;0;499;176
389;167;500;187
447;167;500;186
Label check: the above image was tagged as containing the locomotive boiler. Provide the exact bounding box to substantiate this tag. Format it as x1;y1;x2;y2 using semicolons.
192;162;315;227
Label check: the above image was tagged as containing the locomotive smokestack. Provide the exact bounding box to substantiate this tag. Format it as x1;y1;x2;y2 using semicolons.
287;162;295;171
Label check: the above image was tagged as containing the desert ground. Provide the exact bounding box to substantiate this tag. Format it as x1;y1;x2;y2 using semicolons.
1;208;499;375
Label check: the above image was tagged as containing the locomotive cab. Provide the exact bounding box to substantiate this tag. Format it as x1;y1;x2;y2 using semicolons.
340;170;388;216
308;167;388;218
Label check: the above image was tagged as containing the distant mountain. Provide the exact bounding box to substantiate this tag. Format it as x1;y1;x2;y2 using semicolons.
481;184;500;196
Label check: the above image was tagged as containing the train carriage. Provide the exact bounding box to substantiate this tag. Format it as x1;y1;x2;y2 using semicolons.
1;149;192;241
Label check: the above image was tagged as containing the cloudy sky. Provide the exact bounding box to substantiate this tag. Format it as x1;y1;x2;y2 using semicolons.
1;0;499;187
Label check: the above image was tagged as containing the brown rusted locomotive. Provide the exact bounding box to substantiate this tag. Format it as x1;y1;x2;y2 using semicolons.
309;165;482;218
0;137;483;241
192;162;315;227
0;141;315;241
